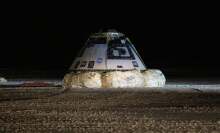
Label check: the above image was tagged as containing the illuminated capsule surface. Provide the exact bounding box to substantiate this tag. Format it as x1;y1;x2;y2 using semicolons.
69;30;146;71
64;30;165;88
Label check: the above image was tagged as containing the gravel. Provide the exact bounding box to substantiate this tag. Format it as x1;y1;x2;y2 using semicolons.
0;88;220;132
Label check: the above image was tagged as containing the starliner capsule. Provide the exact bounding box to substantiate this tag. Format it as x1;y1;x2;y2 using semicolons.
63;30;166;89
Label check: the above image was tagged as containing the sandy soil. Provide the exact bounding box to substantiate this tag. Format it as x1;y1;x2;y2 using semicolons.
0;87;220;132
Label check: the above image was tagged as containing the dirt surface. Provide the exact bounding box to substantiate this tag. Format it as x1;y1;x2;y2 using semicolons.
0;87;220;132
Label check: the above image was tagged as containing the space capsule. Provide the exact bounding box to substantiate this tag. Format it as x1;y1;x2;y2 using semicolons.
69;30;146;71
64;30;165;88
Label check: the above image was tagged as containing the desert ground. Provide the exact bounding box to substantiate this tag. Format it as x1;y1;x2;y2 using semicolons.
0;84;220;132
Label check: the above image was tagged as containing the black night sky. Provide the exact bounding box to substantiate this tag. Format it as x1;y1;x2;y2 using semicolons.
1;5;219;78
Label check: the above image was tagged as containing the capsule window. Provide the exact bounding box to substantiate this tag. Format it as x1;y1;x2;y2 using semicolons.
107;39;135;60
132;61;139;67
80;61;87;67
117;65;123;68
88;61;95;68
